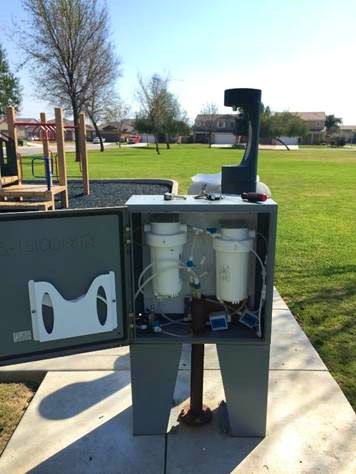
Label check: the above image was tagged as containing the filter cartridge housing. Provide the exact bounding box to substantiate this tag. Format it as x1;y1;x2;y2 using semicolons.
145;220;187;297
213;223;254;303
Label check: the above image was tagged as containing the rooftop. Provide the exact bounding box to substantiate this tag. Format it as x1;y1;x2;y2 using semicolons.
295;112;326;121
340;125;356;130
195;113;235;121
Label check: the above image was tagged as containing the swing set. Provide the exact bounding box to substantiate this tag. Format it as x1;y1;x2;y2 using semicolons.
0;106;89;211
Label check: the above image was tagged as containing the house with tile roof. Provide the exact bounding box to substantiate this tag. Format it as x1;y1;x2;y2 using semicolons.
338;125;356;144
294;112;326;144
0;117;95;142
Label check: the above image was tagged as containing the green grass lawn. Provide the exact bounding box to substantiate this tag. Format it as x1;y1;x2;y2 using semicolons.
22;144;356;408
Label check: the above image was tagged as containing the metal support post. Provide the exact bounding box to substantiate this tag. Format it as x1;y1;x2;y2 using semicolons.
178;344;212;426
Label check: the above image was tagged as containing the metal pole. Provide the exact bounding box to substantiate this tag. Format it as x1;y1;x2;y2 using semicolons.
44;156;52;191
178;343;212;426
190;344;204;414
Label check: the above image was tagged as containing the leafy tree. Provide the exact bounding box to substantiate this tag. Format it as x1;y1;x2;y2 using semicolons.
161;95;190;148
166;119;191;143
0;44;22;117
325;114;342;143
134;115;154;143
19;0;120;161
197;103;218;148
273;112;308;148
325;114;342;132
259;104;273;140
136;73;182;155
330;135;345;147
260;105;308;150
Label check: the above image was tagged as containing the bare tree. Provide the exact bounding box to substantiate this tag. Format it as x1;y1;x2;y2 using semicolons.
135;74;188;153
104;98;131;147
197;103;218;147
85;89;110;152
135;74;172;155
84;47;121;152
18;0;120;161
161;96;190;149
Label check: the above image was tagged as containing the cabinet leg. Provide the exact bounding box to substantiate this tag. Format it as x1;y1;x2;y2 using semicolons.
217;344;270;437
130;343;182;435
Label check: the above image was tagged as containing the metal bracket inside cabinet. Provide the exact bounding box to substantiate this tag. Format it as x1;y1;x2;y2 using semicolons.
29;272;118;342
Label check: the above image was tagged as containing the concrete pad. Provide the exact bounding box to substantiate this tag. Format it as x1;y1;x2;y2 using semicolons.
273;287;290;310
0;346;130;374
167;370;356;474
272;307;302;335
270;330;327;370
0;371;165;474
271;309;327;370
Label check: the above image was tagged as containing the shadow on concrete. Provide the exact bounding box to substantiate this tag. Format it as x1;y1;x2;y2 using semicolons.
28;406;166;474
39;354;130;420
167;370;356;474
167;405;263;474
113;352;131;371
32;403;263;474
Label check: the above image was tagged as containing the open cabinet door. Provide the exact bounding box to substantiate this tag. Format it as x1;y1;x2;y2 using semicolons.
0;207;132;366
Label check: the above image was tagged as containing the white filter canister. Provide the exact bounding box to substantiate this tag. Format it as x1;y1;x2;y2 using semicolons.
213;226;253;303
145;221;187;297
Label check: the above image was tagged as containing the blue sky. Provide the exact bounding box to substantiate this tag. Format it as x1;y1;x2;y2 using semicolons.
1;0;356;123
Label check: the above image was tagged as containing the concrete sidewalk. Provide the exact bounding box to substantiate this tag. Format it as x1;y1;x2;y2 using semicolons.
18;142;116;156
0;289;355;473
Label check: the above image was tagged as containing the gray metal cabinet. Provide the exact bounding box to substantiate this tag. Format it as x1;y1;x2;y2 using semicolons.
0;195;277;437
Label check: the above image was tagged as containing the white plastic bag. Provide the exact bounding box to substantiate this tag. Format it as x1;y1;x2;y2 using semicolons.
188;173;271;196
188;173;222;194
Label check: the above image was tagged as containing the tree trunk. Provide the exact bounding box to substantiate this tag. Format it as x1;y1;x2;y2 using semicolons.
208;131;212;148
90;116;104;152
155;137;160;155
274;136;290;151
72;103;81;162
166;134;170;149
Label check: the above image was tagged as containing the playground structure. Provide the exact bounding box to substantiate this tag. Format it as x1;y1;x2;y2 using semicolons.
0;107;89;211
